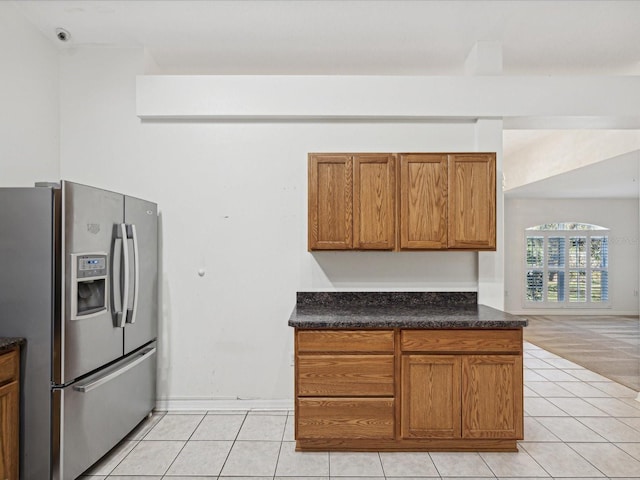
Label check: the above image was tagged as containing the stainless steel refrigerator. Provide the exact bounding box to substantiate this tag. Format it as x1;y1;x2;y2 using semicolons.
0;181;158;480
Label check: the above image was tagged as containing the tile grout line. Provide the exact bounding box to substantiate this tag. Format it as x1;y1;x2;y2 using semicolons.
271;411;291;479
512;441;555;479
157;411;208;478
427;452;442;479
216;410;250;478
562;437;616;478
376;451;386;478
100;411;166;478
475;450;498;479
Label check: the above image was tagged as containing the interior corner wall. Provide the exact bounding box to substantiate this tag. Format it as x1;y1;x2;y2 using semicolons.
505;197;640;315
0;3;59;186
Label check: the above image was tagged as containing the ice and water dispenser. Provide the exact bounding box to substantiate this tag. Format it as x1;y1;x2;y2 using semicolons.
70;253;108;320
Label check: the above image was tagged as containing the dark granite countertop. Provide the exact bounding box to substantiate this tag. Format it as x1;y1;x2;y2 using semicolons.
288;292;527;329
0;337;25;353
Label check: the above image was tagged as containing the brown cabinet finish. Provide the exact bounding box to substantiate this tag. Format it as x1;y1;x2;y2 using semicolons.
308;153;395;251
294;328;523;452
353;154;395;250
401;355;461;439
399;154;448;249
0;347;19;480
308;152;496;251
297;355;394;396
297;398;395;439
401;329;521;354
462;355;523;439
448;153;496;249
308;154;353;250
297;329;395;353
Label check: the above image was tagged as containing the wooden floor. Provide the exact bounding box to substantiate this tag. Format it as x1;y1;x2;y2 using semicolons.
523;315;640;391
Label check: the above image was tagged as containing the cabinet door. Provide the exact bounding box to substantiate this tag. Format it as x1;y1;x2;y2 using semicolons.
353;154;395;250
401;355;461;439
399;154;448;249
462;355;523;439
448;154;496;249
308;154;353;250
0;381;19;480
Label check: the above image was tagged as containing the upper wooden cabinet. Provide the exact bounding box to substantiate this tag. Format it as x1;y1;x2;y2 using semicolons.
399;154;448;249
308;154;395;250
353;154;395;250
309;152;496;251
308;154;353;250
448;154;496;250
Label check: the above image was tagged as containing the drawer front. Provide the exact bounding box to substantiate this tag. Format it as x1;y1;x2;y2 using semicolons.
0;348;19;385
401;329;522;354
298;355;394;396
297;398;395;439
297;330;394;353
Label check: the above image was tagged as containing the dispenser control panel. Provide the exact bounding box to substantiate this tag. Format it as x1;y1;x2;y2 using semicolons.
76;255;107;278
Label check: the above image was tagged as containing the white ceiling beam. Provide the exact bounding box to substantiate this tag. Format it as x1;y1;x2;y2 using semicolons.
136;75;640;128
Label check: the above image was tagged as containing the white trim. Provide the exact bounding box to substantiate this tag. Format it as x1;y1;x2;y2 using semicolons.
508;309;639;316
155;397;294;412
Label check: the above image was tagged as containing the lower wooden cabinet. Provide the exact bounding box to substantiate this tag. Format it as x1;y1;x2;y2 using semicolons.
462;355;523;439
294;328;523;452
0;347;20;480
297;354;394;396
401;354;523;440
401;355;461;439
297;398;395;439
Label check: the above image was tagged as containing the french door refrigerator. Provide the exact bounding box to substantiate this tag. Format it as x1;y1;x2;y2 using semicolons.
0;181;158;480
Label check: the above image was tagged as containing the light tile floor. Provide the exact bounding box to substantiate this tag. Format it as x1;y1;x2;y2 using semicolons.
80;341;640;480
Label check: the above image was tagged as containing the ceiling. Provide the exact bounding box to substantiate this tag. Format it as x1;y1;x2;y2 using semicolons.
505;149;640;199
12;0;640;199
13;0;640;75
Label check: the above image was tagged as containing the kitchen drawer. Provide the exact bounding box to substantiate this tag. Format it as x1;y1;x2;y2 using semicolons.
0;348;18;386
401;329;522;354
297;330;394;353
297;355;394;396
297;397;395;439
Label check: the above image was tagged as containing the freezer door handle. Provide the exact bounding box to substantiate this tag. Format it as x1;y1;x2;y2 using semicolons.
125;224;139;324
114;223;130;328
73;347;156;393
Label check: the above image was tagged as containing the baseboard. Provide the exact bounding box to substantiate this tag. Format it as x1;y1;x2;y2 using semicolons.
155;397;294;412
508;309;639;316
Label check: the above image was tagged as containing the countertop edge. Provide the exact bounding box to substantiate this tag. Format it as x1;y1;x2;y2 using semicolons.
288;304;528;329
0;337;26;353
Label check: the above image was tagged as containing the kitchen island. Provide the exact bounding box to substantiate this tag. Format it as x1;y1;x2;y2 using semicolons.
289;292;527;452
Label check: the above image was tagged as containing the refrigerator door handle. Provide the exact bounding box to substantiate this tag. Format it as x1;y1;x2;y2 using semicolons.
73;347;156;393
112;235;123;322
125;224;139;324
115;223;130;328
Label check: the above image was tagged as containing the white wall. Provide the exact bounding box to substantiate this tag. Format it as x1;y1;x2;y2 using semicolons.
0;3;59;186
58;48;494;408
505;197;639;315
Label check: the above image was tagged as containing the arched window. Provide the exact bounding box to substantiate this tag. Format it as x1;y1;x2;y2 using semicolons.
525;223;609;307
